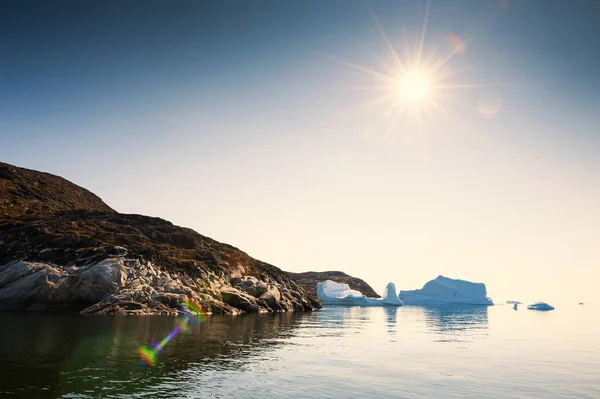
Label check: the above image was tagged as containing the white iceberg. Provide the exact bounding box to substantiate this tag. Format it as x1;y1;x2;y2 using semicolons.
527;302;554;311
316;280;403;306
399;275;493;305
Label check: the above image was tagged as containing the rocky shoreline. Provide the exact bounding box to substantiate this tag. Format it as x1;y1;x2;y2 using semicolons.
0;162;321;315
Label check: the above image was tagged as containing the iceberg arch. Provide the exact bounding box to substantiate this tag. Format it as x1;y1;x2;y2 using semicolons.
316;280;403;306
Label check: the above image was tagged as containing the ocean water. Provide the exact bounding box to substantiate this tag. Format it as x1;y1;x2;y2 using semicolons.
0;304;598;398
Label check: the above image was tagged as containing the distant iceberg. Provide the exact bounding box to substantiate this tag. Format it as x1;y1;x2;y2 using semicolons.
316;280;403;306
399;275;493;306
506;300;522;305
527;302;554;311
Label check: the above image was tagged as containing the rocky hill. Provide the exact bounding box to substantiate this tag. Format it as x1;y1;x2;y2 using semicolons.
288;271;380;298
0;162;114;218
0;162;320;314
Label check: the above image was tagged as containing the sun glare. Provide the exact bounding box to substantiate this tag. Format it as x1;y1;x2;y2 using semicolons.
397;69;432;104
328;2;501;131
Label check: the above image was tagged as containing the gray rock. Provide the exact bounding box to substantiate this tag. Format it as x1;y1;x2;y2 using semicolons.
256;281;269;296
0;255;320;314
259;286;281;306
242;276;259;287
0;259;124;311
220;286;262;313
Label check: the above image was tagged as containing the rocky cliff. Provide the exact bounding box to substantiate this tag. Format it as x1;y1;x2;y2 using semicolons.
288;271;380;298
0;162;320;314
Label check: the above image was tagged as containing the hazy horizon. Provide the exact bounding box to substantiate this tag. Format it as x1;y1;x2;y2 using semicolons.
2;0;599;304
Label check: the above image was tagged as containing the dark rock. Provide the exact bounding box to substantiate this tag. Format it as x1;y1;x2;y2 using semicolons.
244;286;259;297
0;162;114;219
269;302;285;312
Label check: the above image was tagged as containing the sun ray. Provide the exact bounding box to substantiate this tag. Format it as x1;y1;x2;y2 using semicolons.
320;53;398;83
435;82;509;89
326;92;403;125
433;61;476;82
384;104;405;137
367;6;408;74
362;92;405;110
416;0;431;69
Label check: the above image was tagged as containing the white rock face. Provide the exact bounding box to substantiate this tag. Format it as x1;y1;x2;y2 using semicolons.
399;275;493;305
527;302;554;311
0;259;126;310
0;255;309;314
0;258;201;313
316;280;403;306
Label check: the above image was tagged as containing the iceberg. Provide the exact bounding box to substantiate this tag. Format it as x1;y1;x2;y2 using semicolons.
527;302;554;311
506;300;522;305
399;275;493;305
316;280;403;306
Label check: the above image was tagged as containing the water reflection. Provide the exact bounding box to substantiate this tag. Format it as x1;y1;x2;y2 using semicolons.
419;305;489;342
309;306;372;336
1;305;598;399
383;307;399;339
310;305;489;344
0;311;310;399
0;306;491;398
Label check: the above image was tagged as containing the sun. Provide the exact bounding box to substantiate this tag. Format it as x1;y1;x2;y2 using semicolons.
324;3;494;130
396;69;432;104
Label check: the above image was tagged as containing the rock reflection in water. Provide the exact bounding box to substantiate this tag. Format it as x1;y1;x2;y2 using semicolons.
419;305;489;342
0;311;308;399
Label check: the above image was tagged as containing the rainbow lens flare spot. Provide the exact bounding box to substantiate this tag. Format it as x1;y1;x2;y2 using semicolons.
137;346;157;366
136;297;208;366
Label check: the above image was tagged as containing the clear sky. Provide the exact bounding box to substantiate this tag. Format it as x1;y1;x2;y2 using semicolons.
1;0;599;303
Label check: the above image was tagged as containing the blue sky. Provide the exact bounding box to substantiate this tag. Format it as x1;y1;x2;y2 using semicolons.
1;0;599;302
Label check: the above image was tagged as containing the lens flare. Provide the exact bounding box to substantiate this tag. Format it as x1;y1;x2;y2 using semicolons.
136;297;208;366
183;297;208;317
477;96;503;117
446;34;466;55
137;346;158;367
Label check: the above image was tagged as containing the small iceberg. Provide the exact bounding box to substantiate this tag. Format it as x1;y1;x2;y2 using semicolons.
527;302;554;311
399;275;493;305
317;280;403;306
506;300;522;305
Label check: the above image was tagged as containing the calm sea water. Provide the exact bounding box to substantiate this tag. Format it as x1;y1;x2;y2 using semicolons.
1;304;599;399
